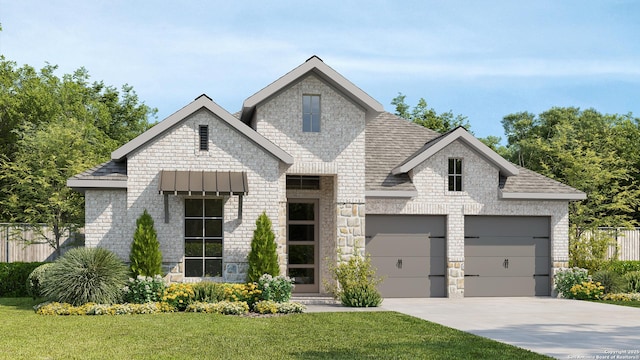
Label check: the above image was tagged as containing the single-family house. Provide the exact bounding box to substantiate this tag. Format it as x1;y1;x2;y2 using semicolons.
68;56;585;298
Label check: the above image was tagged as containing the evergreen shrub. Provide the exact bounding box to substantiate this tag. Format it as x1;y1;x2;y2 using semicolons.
129;209;163;277
246;212;279;282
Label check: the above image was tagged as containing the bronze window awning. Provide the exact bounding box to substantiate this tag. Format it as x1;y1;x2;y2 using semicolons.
159;170;248;196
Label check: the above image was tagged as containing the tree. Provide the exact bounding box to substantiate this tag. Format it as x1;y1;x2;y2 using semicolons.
501;107;640;270
246;212;279;282
391;93;470;133
0;119;111;256
0;56;157;254
129;209;163;277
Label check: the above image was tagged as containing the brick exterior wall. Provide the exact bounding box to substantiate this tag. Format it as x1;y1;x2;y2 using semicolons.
366;140;569;298
82;72;570;298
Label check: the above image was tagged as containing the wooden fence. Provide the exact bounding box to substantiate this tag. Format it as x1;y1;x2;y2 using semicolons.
0;223;83;263
603;228;640;261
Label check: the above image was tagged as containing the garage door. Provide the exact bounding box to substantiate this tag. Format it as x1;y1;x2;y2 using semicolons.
464;216;550;297
365;215;446;297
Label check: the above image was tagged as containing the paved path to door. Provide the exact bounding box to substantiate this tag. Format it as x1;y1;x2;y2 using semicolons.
380;297;640;359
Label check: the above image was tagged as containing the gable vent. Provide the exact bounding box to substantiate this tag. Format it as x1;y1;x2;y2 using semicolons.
199;125;208;151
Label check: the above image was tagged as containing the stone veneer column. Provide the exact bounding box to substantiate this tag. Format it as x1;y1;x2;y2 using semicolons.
336;203;366;259
447;208;465;298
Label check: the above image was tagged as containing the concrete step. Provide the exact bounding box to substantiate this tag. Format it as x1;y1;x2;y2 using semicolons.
291;295;339;305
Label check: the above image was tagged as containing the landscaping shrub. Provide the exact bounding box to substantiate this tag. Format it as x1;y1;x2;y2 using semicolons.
0;262;45;297
192;281;226;302
569;281;604;300
129;209;163;277
623;271;640;293
185;301;249;315
122;275;165;303
591;269;624;294
35;302;174;315
162;283;195;311
246;212;279;282
257;274;294;302
26;263;54;299
40;247;128;306
606;261;640;276
602;293;640;302
340;283;382;307
328;252;383;307
223;283;262;307
253;300;306;314
554;267;589;298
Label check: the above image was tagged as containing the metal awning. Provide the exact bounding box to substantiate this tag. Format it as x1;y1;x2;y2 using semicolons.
159;170;248;196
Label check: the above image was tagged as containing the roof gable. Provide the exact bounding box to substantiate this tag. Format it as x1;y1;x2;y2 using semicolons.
240;56;383;124
391;126;519;177
111;94;293;164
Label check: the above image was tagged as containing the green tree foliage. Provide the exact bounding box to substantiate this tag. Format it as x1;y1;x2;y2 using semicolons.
129;210;163;277
501;107;640;270
391;93;470;133
0;56;156;254
246;212;279;282
0;119;110;255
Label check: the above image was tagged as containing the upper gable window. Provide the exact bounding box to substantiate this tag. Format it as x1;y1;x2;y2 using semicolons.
199;125;208;151
448;158;463;191
302;95;320;132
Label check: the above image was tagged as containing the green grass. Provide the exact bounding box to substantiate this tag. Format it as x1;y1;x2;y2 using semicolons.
595;300;640;308
0;298;550;360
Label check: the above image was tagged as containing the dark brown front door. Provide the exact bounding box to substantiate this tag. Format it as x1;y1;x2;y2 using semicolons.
287;199;319;293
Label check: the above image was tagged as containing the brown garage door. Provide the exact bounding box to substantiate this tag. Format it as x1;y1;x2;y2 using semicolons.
464;216;550;297
365;215;446;298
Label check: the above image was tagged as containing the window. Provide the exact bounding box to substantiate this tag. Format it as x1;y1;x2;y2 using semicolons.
184;198;223;277
302;95;320;132
448;158;463;191
199;125;208;151
286;175;320;190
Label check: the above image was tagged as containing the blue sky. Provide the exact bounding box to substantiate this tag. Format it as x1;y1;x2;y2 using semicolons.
1;1;639;141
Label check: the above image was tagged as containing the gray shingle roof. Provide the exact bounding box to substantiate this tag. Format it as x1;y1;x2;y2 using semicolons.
366;112;585;199
500;165;584;195
69;160;127;182
365;112;440;191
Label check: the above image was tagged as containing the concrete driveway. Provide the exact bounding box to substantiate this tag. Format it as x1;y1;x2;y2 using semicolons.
381;297;640;359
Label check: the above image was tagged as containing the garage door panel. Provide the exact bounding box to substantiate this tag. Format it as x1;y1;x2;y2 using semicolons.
465;216;549;237
378;277;446;298
371;256;446;278
367;215;446;237
464;216;550;297
465;256;549;277
366;235;445;257
366;215;446;298
465;276;550;297
465;237;549;257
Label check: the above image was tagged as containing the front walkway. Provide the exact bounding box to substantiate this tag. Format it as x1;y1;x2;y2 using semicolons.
380;297;640;359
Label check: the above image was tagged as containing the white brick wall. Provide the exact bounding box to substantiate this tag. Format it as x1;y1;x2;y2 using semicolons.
255;75;366;203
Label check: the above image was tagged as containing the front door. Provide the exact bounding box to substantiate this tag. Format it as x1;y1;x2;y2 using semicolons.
287;199;319;293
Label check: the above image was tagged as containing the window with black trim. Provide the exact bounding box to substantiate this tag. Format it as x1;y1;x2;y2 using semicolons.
302;95;320;132
199;125;208;151
184;198;222;277
448;158;463;191
286;175;320;190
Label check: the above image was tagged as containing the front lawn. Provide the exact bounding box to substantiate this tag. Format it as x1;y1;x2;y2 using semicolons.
595;300;640;308
0;298;549;359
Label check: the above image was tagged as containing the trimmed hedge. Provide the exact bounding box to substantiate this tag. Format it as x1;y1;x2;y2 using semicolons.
0;262;46;297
